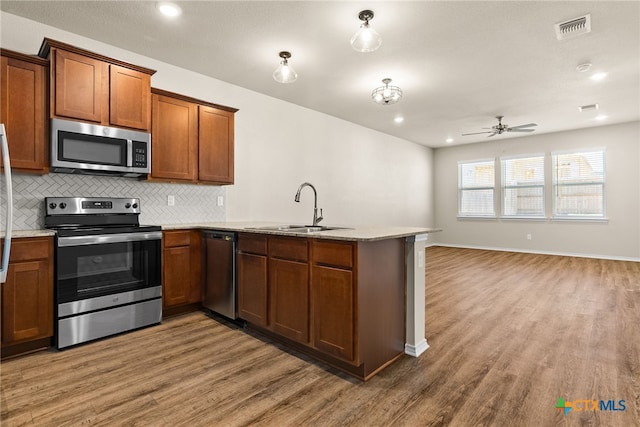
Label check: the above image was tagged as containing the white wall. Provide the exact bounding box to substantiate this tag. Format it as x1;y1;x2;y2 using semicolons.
433;121;640;260
0;12;434;228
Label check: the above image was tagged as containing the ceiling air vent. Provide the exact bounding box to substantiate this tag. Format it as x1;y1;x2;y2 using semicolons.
555;14;591;40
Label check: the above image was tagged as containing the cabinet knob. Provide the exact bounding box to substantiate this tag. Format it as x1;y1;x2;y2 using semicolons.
49;203;57;209
59;202;67;209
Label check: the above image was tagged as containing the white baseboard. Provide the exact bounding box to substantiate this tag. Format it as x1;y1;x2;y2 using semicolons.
432;243;640;262
405;339;429;357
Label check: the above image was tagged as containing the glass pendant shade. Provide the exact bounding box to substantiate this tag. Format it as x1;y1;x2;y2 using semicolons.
351;10;382;53
273;51;297;84
351;22;382;52
372;78;403;105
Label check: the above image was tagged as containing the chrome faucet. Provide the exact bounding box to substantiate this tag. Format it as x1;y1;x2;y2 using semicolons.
294;182;323;226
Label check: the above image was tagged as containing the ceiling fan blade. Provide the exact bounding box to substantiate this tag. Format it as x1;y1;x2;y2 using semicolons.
509;123;537;129
507;128;536;132
487;132;497;137
462;131;494;136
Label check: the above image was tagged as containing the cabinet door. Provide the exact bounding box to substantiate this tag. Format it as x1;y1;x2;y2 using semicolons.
1;260;53;345
269;258;309;343
311;265;355;362
237;252;268;327
151;94;198;181
53;49;107;123
110;64;151;131
0;55;48;173
162;246;191;308
198;106;234;184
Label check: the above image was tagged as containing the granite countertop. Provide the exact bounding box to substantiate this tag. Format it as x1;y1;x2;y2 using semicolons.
0;229;57;239
2;223;441;242
162;221;441;242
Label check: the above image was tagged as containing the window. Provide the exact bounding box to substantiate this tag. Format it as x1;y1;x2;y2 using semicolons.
501;155;545;218
552;149;605;218
458;159;496;217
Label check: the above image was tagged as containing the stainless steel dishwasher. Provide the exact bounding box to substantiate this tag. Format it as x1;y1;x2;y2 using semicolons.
202;230;237;319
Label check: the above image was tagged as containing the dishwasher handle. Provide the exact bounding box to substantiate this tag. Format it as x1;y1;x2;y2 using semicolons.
202;231;237;241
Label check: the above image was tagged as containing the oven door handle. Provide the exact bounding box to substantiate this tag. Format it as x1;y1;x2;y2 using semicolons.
57;231;162;247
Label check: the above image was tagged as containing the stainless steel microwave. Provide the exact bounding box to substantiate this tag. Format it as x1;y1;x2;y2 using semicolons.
51;118;151;177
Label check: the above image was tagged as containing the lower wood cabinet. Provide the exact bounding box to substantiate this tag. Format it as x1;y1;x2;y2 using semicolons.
1;237;54;358
269;239;309;344
237;251;268;327
236;232;405;380
311;264;354;361
162;230;202;317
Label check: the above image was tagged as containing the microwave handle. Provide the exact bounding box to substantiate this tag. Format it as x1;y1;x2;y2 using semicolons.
126;139;133;167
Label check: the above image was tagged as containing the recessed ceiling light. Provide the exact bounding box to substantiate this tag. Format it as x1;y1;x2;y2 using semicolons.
590;72;608;81
446;138;454;143
595;114;608;121
156;2;182;17
394;117;404;123
576;62;592;72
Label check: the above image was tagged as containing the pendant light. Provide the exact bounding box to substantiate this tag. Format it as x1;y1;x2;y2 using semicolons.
350;10;382;53
371;78;403;105
273;51;298;84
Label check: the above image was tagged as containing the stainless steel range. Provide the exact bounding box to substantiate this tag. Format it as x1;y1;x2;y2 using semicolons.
45;197;162;349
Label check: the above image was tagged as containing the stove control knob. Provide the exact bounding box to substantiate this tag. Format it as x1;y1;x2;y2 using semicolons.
49;203;57;209
59;202;67;209
132;203;138;209
125;203;131;209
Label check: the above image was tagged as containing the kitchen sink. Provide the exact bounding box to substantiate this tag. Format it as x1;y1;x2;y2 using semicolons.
247;225;351;233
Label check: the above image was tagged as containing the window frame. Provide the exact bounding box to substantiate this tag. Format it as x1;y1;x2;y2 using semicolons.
457;158;497;219
500;153;546;219
551;148;606;221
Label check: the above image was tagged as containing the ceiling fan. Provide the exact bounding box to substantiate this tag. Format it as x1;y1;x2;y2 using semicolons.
462;116;537;137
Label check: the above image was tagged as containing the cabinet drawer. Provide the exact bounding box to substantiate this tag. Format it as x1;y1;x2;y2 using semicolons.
163;230;191;248
269;237;308;262
312;240;354;269
6;237;51;262
238;233;267;255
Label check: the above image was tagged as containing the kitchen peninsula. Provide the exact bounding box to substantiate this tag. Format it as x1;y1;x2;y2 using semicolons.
164;222;440;380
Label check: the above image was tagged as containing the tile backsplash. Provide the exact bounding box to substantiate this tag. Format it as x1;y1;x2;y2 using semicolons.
1;173;226;230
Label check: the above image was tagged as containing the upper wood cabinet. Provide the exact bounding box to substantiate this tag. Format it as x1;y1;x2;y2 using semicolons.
0;49;49;174
198;106;234;183
151;88;237;185
152;93;198;181
38;38;155;131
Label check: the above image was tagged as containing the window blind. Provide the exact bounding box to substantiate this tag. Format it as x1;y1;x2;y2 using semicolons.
501;155;545;217
458;159;496;217
552;149;605;218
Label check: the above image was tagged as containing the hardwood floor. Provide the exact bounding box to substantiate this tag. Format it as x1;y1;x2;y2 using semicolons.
2;246;639;426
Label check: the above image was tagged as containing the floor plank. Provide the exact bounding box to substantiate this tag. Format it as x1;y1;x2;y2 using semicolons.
2;246;639;426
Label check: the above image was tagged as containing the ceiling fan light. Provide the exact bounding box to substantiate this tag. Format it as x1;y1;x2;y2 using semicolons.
351;10;382;52
273;51;297;84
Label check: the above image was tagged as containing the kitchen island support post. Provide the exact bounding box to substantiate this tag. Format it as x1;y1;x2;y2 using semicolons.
405;234;429;357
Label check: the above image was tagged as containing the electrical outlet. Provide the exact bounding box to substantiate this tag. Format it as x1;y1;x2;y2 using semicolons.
418;250;425;268
167;195;175;206
527;233;532;240
217;195;224;207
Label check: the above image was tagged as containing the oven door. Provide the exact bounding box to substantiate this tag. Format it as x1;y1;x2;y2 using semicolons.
56;231;162;304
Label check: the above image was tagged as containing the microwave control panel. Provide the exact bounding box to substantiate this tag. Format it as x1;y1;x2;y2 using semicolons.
132;141;148;168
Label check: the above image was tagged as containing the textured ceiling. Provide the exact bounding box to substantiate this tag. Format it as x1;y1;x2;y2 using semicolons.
1;1;639;148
